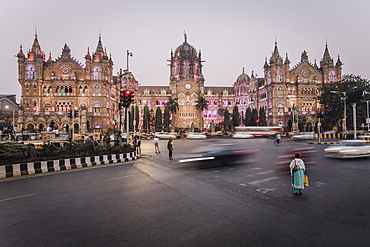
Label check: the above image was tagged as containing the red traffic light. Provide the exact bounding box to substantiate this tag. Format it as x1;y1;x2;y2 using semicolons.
125;89;133;96
255;119;260;123
316;110;321;114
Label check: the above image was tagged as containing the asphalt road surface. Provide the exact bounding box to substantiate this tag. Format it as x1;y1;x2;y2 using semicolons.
1;138;369;246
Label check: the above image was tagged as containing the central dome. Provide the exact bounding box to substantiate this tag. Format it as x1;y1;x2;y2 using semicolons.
174;33;198;59
236;68;250;82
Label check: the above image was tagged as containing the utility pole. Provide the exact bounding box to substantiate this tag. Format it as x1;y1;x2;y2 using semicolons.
352;102;357;139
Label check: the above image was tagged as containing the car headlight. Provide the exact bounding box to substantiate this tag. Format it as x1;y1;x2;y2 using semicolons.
339;149;359;153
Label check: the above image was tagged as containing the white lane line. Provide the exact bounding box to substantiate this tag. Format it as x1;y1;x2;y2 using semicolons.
106;175;134;181
256;188;277;194
255;170;274;175
0;193;36;202
248;177;280;185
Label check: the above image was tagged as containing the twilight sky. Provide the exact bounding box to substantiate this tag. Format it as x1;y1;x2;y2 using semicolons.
1;0;370;102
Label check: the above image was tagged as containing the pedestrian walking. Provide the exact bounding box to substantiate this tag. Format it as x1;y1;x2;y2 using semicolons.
167;138;174;160
289;153;306;195
153;137;160;154
136;138;141;154
275;132;282;145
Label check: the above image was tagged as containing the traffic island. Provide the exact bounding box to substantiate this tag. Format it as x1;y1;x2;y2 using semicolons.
0;151;139;179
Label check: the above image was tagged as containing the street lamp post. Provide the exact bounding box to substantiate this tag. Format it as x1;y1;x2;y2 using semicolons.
366;101;370;132
5;105;15;140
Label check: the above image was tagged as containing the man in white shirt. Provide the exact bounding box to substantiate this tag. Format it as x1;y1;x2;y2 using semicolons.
153;137;160;154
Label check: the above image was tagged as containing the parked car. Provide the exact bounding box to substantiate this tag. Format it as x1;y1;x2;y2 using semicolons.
186;132;207;140
231;132;254;139
324;140;370;158
179;143;258;168
154;132;177;140
291;132;315;140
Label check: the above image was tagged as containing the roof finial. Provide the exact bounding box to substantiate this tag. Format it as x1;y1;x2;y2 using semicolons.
242;67;245;74
35;25;37;38
184;31;187;43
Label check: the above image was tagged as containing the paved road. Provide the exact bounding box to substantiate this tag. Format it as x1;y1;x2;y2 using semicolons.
1;138;369;246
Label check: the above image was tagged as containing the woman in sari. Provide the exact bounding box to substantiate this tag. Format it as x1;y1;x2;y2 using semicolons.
289;153;306;195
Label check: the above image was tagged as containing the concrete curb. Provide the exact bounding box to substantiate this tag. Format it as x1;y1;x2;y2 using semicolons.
0;151;139;179
307;142;338;145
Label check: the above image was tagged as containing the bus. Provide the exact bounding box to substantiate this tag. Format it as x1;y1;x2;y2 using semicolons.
234;126;283;138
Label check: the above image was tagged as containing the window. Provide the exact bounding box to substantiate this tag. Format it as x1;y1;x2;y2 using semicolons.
276;70;284;82
26;65;36;79
277;86;284;97
92;66;102;80
93;84;101;94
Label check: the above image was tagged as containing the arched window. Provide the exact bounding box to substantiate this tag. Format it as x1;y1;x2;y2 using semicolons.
92;66;102;80
93;84;101;94
277;86;284;97
276;70;284;82
26;65;36;80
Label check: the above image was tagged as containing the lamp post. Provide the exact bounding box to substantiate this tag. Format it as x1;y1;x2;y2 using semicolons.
126;50;133;72
366;101;370;132
330;86;357;137
4;105;15;131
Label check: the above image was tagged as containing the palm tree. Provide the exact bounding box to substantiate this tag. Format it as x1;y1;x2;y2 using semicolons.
195;96;208;131
165;97;179;130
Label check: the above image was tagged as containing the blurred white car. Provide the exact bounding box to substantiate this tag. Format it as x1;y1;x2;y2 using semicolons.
291;132;315;140
324;140;370;158
231;132;254;139
186;132;207;140
154;132;176;140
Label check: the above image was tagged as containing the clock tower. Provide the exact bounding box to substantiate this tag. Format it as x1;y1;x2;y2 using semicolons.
168;33;205;130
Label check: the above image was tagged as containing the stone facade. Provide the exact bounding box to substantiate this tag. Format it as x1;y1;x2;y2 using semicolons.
16;33;342;134
16;34;120;134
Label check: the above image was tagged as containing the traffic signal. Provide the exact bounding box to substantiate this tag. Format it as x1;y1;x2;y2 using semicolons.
316;110;326;118
120;89;127;108
125;89;133;107
67;110;72;118
129;90;135;104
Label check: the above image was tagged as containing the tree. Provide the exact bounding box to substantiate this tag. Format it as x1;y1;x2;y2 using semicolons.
245;107;252;126
251;108;258;125
143;104;150;133
155;107;163;132
163;105;171;132
223;109;232;131
319;74;370;131
259;107;267;126
165;97;179;130
232;106;239;127
195;96;208;131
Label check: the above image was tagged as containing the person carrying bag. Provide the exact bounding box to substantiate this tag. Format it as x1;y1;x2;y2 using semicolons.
289;153;306;195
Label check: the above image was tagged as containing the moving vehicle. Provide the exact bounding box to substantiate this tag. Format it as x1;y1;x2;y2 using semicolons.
234;126;283;138
291;132;315;140
231;132;254;139
324;140;370;158
179;143;258;168
186;132;207;140
154;132;177;140
276;146;317;170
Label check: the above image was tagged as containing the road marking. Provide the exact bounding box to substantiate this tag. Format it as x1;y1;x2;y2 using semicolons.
255;170;274;175
248;177;280;185
0;193;35;202
106;175;134;181
315;181;326;187
256;188;277;193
